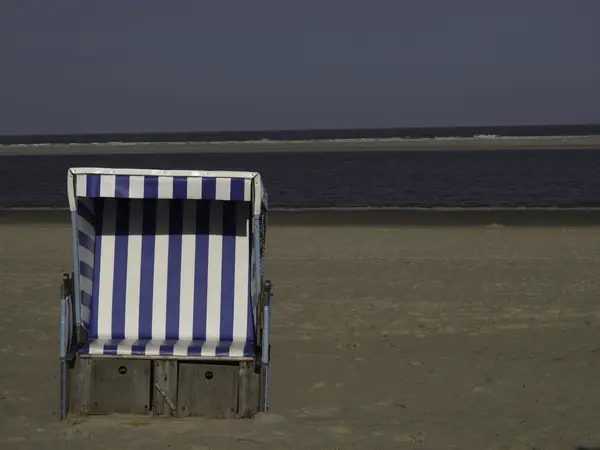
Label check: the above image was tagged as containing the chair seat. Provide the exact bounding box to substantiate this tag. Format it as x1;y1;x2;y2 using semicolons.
79;338;255;359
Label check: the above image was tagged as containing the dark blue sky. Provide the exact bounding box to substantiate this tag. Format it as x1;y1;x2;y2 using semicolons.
2;0;599;134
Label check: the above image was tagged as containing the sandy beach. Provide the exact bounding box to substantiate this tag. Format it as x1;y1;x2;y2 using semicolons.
2;135;600;156
1;212;600;449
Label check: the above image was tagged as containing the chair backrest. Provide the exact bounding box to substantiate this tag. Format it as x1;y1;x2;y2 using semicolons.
68;169;267;347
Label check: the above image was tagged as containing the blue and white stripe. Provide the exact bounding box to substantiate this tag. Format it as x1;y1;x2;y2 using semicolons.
75;173;253;203
77;198;255;358
76;198;95;329
67;169;267;215
68;168;267;360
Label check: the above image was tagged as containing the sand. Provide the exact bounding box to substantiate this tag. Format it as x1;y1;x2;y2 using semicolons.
2;135;600;156
1;215;600;449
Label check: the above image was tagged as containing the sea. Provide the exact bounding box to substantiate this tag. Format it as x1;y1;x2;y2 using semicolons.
1;125;600;209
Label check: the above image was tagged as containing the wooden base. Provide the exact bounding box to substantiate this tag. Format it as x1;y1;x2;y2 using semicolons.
68;357;261;419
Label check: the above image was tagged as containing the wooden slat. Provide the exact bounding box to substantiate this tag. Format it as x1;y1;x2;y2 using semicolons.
177;362;238;418
238;362;260;418
259;365;268;412
68;357;92;415
152;360;178;416
88;359;151;415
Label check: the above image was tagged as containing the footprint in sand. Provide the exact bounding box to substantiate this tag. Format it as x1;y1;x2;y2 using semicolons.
395;432;427;444
296;405;340;418
309;381;326;392
327;425;350;435
254;412;287;424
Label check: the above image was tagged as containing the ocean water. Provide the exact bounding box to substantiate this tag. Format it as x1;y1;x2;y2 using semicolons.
1;148;600;209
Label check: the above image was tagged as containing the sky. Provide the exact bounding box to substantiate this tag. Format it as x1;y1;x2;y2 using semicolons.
1;0;600;135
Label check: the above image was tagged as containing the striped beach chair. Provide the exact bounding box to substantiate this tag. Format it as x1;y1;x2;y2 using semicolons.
59;168;272;419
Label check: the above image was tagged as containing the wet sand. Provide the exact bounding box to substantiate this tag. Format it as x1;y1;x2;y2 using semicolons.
1;213;600;449
2;135;600;156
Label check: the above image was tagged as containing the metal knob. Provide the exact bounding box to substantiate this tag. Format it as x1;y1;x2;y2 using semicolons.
264;280;273;294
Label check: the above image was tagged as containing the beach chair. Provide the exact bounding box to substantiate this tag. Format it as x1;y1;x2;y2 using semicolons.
59;168;272;420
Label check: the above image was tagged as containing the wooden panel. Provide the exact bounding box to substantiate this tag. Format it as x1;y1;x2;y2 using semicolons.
259;365;268;413
177;362;238;418
88;359;151;415
238;362;260;418
152;360;178;416
68;357;93;416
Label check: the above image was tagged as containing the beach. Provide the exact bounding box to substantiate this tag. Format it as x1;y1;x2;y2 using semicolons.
1;212;600;449
3;135;600;156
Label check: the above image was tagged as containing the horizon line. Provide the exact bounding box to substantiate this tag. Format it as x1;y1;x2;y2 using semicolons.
2;123;600;146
